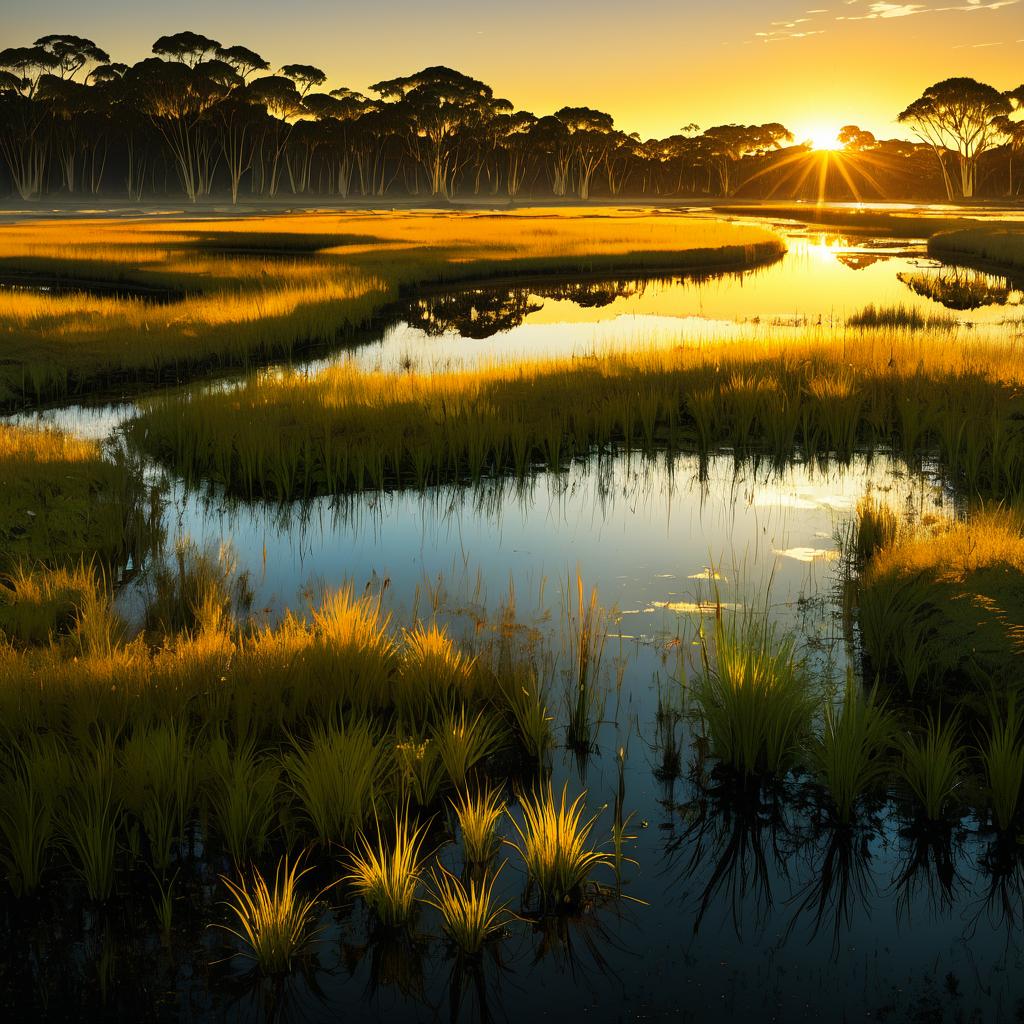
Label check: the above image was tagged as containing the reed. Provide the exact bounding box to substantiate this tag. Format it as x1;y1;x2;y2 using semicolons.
980;697;1024;832
496;662;554;759
283;719;390;847
453;787;505;865
0;735;69;895
203;733;280;865
507;782;610;911
119;720;195;873
425;864;510;954
695;615;816;779
217;855;325;975
899;715;966;823
811;675;895;824
435;706;505;790
59;752;121;901
130;326;1024;501
345;807;429;928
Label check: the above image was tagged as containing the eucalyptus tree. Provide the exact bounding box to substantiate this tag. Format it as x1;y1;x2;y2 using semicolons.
996;85;1024;196
701;123;791;195
0;45;60;197
246;74;303;196
126;54;236;201
370;66;502;198
214;46;270;202
606;131;641;196
34;35;109;79
898;78;1010;199
304;88;372;197
554;106;616;200
496;110;537;199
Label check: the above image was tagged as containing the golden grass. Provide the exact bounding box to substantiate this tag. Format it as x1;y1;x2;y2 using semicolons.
860;508;1024;696
0;423;156;570
0;210;783;405
130;328;1024;499
929;228;1024;272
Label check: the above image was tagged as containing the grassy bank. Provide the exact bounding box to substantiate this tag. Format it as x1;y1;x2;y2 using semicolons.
928;227;1024;273
858;506;1024;701
129;329;1024;500
0;423;156;570
0;210;783;407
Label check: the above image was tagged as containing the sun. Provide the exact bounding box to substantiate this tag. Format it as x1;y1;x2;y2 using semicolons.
805;126;844;151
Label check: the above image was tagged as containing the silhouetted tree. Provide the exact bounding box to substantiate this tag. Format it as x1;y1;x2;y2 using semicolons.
898;78;1010;199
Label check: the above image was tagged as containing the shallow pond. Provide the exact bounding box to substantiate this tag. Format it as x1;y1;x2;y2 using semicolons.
8;211;1024;1021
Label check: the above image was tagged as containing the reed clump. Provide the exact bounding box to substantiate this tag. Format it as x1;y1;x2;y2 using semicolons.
695;615;816;780
928;228;1024;273
217;855;326;975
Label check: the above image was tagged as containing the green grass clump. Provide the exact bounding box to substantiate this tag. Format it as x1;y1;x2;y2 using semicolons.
899;715;965;823
435;706;505;790
346;809;429;928
811;677;895;824
696;616;816;779
218;855;325;976
203;733;280;866
508;782;610;912
453;787;505;865
847;304;955;330
859;508;1024;695
426;864;509;954
980;697;1024;832
283;721;390;847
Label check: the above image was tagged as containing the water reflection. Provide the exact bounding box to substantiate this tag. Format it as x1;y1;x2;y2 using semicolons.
898;265;1023;311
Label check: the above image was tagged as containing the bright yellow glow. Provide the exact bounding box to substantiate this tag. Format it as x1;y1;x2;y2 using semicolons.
805;127;844;151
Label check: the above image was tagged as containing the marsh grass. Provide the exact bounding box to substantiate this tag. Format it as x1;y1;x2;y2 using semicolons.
425;864;510;954
59;752;121;901
899;715;966;823
929;228;1024;273
0;423;156;570
980;697;1024;832
119;720;194;873
696;615;816;779
143;540;253;640
283;720;389;847
346;808;429;928
847;304;956;330
811;675;895;824
130;327;1024;501
453;787;505;866
507;782;611;912
218;855;326;976
435;705;505;790
564;575;610;753
0;211;781;405
859;508;1024;694
203;733;280;865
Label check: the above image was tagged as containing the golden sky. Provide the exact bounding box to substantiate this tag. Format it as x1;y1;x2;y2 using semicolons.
5;0;1023;141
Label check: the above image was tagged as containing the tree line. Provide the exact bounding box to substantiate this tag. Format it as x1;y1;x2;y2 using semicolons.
0;32;1021;203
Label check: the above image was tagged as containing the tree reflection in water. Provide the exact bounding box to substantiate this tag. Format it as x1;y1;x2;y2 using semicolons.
898;265;1023;310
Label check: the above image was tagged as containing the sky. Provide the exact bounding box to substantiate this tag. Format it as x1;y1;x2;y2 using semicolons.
4;0;1023;142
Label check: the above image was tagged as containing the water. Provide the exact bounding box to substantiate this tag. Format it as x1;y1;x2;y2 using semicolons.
8;211;1024;1021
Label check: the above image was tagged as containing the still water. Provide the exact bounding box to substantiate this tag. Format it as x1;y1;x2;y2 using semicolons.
9;213;1024;1021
